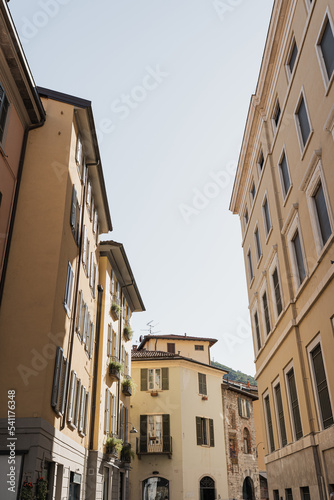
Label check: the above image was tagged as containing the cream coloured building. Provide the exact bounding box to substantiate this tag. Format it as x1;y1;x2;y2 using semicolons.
230;1;334;499
129;334;229;500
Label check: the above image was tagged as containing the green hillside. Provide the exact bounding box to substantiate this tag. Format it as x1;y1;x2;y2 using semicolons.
211;360;257;386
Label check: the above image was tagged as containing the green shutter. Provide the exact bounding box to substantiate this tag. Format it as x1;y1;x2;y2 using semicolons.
203;375;207;395
196;416;203;445
162;414;170;452
198;373;202;394
246;400;250;418
162;368;169;390
140;415;147;453
70;185;77;229
209;419;215;447
141;369;148;391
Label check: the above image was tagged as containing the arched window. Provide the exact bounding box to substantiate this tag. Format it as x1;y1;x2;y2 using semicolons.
243;428;251;454
142;477;169;500
200;476;215;500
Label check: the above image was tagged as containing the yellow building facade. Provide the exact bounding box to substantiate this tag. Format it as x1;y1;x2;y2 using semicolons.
230;1;334;499
129;335;229;500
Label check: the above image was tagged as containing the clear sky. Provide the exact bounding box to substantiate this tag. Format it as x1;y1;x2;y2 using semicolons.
10;0;274;376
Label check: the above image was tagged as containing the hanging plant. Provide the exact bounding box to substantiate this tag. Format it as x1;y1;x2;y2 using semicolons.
123;325;133;341
20;481;34;500
36;477;48;500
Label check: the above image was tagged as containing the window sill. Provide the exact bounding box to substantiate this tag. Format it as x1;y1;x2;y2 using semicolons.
265;226;273;245
64;303;71;318
316;232;334;263
249;276;255;289
299;129;314;161
256;254;263;269
282;184;293;207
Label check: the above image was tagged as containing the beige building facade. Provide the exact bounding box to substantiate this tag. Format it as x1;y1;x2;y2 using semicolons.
230;1;334;500
129;335;230;500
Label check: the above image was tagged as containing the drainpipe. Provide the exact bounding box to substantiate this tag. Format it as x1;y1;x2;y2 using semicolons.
117;290;123;436
0;117;45;305
61;161;98;430
89;284;103;450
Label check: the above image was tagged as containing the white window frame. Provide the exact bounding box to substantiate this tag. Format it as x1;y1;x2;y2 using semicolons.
64;262;74;317
262;192;272;241
272;377;287;449
305;161;333;255
246;246;254;286
278;147;292;204
315;8;334;92
148;368;162;391
105;389;111;434
251;301;262;355
307;334;333;431
284;360;303;442
294;88;313;155
269;254;284;321
260;279;272;337
286;213;308;293
271;97;281;135
254;222;262;264
285;35;298;81
67;370;77;426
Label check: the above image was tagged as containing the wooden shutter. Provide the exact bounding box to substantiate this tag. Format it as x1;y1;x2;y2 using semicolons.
114;330;118;358
86;180;91;206
196;416;203;445
77;291;83;336
120;405;124;441
238;397;242;416
112;395;116;434
105;389;111;434
83;392;89;436
79;386;86;433
67;371;77;423
70;185;77;229
75;135;82;165
82;226;87;264
140;415;147;453
58;358;69;415
246;400;250;418
162;368;169;390
209;419;215;447
51;347;63;409
82;305;88;344
141;369;148;391
124;407;129;443
85;311;91;351
86;240;90;277
74;379;82;427
107;324;112;357
89;323;94;359
162;414;170;452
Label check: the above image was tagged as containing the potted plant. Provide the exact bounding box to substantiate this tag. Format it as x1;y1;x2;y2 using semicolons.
36;477;48;500
121;442;135;463
123;325;133;342
20;481;34;500
109;360;122;379
106;435;123;455
110;302;121;321
122;377;135;396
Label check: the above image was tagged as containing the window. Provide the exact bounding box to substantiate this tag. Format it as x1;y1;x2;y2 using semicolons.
262;290;271;335
291;229;306;286
258;149;264;174
143;477;169;500
309;340;333;429
200;477;215;499
272;99;281;132
93;209;98;234
286;489;293;500
244;207;249;228
300;487;310;500
274;382;287;447
86;180;92;209
51;347;69;416
295;93;311;150
229;434;238;464
167;343;175;353
78;385;88;435
0;84;9;143
274;490;280;500
247;249;254;282
250;182;256;204
140;368;169;391
253;310;262;352
317;13;334;86
264;394;275;452
279;152;291;200
75;134;83;167
196;417;214;447
104;389;111;434
287;38;298;77
139;415;171;454
64;262;74;316
243;428;251;454
70;185;81;245
286;367;303;440
238;397;250;418
198;373;207;395
262;197;272;237
313;182;332;246
254;226;262;261
271;266;283;317
195;344;204;351
67;371;77;425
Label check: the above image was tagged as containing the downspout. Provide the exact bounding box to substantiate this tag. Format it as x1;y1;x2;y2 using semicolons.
61;161;98;430
117;290;123;436
89;284;103;450
0;117;45;305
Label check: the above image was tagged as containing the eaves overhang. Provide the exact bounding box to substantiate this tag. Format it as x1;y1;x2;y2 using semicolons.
137;334;217;351
100;240;145;313
37;86;112;233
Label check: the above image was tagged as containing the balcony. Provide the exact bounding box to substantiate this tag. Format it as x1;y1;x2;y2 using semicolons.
136;436;172;459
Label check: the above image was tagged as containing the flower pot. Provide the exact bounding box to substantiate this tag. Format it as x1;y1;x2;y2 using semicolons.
109;366;121;380
122;385;132;397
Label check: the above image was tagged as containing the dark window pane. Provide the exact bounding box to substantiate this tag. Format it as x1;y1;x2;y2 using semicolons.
273;102;281;127
313;183;332;245
297;97;311;147
275;383;287;447
245;209;249;226
262;291;271;335
311;344;333;429
320;19;334;80
248;251;254;281
292;230;306;284
287;368;303;440
274;491;280;500
255;228;262;260
263;199;271;235
301;487;310;500
258;151;264;171
265;395;275;452
280;154;291;197
251;184;256;201
272;268;282;316
286;489;293;500
254;311;261;351
289;41;298;73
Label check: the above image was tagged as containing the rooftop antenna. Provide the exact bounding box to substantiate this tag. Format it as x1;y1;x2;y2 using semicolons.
140;320;161;335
